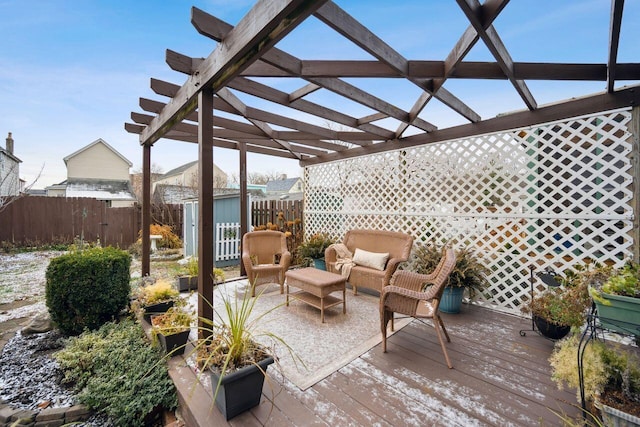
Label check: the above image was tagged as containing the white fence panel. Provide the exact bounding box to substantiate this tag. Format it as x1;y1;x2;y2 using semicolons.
303;109;635;315
216;222;241;261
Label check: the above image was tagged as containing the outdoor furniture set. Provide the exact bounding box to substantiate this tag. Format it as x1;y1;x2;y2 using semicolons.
242;229;456;367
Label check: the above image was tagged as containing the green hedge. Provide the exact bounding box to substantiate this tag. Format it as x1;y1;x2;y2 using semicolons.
45;247;131;335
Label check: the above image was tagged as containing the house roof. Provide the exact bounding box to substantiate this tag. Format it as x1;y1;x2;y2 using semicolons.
63;138;132;167
153;183;198;204
161;160;198;179
0;146;21;163
65;178;136;201
266;177;301;192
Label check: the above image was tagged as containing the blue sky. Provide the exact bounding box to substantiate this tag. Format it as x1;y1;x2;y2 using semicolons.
1;0;638;188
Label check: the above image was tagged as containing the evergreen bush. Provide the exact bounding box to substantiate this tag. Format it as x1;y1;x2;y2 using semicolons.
45;246;131;335
55;319;177;426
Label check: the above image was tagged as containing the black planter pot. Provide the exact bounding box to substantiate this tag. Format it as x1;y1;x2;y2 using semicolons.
177;276;198;292
209;356;275;420
533;315;571;340
157;329;190;356
143;301;174;322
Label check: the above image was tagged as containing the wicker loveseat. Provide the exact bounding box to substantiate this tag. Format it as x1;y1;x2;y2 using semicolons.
325;229;413;295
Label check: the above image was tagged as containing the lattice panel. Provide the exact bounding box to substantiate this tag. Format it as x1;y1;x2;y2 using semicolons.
304;109;635;315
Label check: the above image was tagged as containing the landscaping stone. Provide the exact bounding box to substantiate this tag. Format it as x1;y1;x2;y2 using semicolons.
34;420;64;427
21;313;52;335
0;405;19;423
35;407;65;421
9;409;36;424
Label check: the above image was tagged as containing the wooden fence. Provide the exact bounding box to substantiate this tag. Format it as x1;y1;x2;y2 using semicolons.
251;199;304;252
1;196;303;251
0;196;183;249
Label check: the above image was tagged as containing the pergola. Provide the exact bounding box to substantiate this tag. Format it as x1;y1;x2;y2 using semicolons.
126;0;640;330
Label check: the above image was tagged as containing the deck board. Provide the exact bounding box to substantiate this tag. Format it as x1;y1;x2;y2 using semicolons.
175;303;583;426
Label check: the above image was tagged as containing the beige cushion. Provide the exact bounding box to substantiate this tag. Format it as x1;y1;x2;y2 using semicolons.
353;248;389;271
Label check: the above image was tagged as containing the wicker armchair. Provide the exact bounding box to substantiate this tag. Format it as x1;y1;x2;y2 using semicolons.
242;231;291;297
380;248;457;368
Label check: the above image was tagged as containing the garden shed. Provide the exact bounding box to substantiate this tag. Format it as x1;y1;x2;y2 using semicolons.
182;192;251;266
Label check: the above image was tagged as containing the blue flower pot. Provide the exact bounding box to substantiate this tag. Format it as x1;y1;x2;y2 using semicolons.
312;258;326;270
439;287;464;313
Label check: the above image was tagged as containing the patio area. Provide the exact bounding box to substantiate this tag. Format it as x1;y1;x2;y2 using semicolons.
124;1;640;425
168;294;580;426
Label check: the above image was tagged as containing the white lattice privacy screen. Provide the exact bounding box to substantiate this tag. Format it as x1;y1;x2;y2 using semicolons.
303;109;636;315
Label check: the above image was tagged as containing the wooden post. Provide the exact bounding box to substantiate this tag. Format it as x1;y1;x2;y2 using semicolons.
142;143;151;277
239;142;248;277
198;87;215;338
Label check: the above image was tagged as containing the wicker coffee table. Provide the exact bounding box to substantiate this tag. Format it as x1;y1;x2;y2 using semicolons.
285;267;347;323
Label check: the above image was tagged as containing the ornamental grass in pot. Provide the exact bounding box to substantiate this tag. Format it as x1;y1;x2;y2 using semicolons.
194;284;299;420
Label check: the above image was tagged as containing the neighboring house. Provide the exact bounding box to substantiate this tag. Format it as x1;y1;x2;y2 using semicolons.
152;160;228;203
45;138;136;207
0;133;22;197
265;176;303;200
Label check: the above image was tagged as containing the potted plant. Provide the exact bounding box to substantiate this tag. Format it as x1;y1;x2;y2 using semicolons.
177;259;226;292
414;240;490;313
521;265;594;340
195;285;296;420
296;233;336;270
134;278;180;322
589;261;640;337
151;302;194;356
549;334;640;424
177;257;199;292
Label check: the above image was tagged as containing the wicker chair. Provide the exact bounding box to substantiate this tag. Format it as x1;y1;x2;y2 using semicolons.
380;248;457;368
241;231;291;297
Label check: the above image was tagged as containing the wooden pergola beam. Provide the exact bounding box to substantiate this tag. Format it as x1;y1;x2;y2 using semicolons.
227;77;395;139
140;0;330;146
146;77;373;148
607;0;625;93
314;1;480;124
192;6;437;134
456;0;537;110
235;60;640;81
302;86;640;166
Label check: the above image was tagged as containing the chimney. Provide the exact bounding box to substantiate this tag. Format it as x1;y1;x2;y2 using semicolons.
6;132;13;154
279;173;287;180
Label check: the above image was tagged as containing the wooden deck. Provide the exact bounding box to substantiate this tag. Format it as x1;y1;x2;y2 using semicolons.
170;304;581;426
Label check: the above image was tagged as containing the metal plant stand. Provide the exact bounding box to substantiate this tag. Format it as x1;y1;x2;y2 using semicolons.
519;265;561;338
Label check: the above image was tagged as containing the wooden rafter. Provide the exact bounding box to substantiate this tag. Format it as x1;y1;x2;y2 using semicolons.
314;1;479;124
456;0;537;110
608;0;625;93
127;0;636;169
139;0;330;146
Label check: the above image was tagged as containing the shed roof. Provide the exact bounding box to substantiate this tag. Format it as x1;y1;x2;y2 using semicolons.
66;178;136;201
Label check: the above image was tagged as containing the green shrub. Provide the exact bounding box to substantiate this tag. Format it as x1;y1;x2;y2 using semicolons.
55;319;177;426
45;246;131;335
